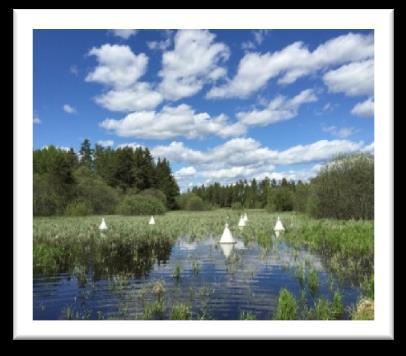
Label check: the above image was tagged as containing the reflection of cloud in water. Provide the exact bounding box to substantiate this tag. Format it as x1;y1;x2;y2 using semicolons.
270;241;323;270
178;240;197;250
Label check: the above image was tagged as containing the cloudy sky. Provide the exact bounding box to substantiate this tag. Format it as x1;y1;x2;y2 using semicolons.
34;29;374;191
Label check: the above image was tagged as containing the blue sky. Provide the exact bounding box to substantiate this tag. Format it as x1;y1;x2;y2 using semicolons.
34;29;374;190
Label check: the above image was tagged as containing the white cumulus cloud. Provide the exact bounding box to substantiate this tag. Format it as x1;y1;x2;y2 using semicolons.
86;44;163;111
174;166;197;179
207;32;373;98
241;30;270;50
95;83;163;112
116;142;143;150
158;29;230;100
86;44;148;89
33;115;41;124
147;30;173;51
236;89;317;126
97;140;114;147
351;97;374;117
63;104;77;114
322;126;356;139
361;142;374;154
155;138;370;186
152;137;368;169
323;59;374;97
110;29;137;39
99;104;245;140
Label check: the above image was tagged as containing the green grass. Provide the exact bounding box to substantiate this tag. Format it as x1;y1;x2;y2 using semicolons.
281;214;374;285
274;288;297;320
170;303;192;320
142;300;165;320
307;268;319;296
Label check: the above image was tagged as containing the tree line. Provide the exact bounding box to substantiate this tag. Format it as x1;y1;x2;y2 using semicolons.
180;153;374;220
34;139;373;220
34;139;179;216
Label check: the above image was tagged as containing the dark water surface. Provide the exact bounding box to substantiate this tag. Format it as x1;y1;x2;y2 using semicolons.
33;237;360;320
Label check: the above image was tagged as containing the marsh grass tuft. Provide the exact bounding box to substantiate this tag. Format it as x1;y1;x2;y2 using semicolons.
173;263;182;280
170;303;192;320
295;263;306;289
331;290;344;319
307;268;319;296
142;300;165;320
314;298;331;320
152;280;166;301
351;298;374;320
240;311;256;320
274;288;297;320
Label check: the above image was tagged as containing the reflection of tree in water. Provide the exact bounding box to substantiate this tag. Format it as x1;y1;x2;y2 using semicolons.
93;238;173;280
34;237;174;282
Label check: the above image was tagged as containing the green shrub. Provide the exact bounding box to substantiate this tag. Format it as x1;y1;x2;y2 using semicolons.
176;193;210;211
116;195;166;215
65;200;93;216
125;187;140;196
73;167;119;214
267;187;294;212
309;153;374;219
231;202;243;210
138;188;167;206
186;195;206;211
275;288;297;320
175;193;194;210
34;174;60;216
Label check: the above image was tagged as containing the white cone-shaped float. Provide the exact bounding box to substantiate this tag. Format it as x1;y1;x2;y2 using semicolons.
238;215;246;227
220;223;236;244
149;216;155;225
274;216;285;232
243;213;248;223
220;243;234;258
99;218;107;230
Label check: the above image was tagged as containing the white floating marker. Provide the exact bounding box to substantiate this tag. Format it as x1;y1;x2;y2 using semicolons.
99;218;107;231
274;216;285;232
238;215;246;227
149;216;155;225
220;223;236;244
243;213;248;223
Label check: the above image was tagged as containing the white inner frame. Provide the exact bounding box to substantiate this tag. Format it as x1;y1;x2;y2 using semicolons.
14;9;394;339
